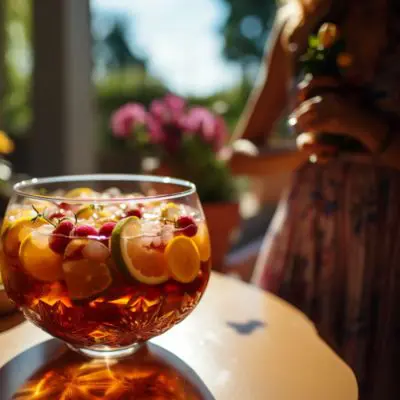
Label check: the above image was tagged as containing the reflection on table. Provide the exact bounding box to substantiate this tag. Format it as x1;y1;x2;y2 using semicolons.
0;340;213;400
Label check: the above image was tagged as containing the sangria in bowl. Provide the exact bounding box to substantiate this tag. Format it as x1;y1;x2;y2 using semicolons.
0;175;211;358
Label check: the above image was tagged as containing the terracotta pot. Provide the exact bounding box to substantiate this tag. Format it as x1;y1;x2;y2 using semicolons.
202;202;240;272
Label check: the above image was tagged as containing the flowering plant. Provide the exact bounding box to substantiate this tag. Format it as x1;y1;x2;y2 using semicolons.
110;94;237;203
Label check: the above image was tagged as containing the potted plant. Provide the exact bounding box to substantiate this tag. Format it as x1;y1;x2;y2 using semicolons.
0;130;18;315
110;94;240;270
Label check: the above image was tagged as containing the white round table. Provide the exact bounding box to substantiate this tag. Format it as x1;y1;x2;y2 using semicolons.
0;272;358;399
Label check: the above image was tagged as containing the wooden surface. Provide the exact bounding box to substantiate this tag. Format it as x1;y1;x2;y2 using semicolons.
0;273;358;400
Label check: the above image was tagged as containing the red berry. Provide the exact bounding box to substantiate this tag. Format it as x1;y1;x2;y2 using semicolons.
48;211;66;220
49;220;74;254
55;220;75;235
58;202;72;211
176;216;198;237
126;208;143;218
72;225;98;238
98;222;116;238
49;235;70;254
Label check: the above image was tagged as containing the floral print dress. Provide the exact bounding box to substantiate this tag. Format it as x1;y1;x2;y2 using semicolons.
254;2;400;398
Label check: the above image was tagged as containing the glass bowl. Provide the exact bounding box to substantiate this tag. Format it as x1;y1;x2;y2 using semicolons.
0;175;211;358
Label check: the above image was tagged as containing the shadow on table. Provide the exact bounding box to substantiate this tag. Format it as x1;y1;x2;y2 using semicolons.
0;339;214;400
0;311;25;334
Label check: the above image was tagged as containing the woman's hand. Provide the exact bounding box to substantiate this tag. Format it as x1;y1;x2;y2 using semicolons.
291;76;388;153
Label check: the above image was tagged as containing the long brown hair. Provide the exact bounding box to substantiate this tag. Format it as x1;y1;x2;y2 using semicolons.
282;0;388;82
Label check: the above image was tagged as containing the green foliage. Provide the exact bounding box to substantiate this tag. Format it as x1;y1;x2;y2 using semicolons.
166;136;238;203
96;67;168;150
2;0;33;136
300;34;346;77
93;13;146;72
221;0;277;67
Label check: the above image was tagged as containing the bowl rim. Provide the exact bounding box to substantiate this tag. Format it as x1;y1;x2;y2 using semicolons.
13;174;197;204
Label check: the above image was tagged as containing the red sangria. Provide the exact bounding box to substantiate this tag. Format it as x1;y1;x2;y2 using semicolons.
0;175;211;358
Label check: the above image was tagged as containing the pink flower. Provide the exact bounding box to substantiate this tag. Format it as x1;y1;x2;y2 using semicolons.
184;107;228;151
149;94;186;126
146;115;166;144
213;116;229;152
111;103;147;138
148;94;187;153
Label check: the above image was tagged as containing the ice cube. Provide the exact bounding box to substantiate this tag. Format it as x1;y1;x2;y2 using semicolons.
152;236;161;248
104;187;121;198
141;236;154;247
161;224;174;245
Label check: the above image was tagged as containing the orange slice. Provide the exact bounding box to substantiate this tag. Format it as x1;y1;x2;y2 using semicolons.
65;187;95;198
193;222;211;262
3;216;47;257
62;259;112;300
165;236;200;283
111;217;169;284
19;227;64;282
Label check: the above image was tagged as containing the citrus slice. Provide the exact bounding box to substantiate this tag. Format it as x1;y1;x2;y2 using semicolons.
193;222;211;262
3;216;47;257
62;259;112;300
76;205;95;220
19;227;64;282
111;217;169;284
165;236;200;283
76;205;112;221
161;202;181;220
65;187;95;198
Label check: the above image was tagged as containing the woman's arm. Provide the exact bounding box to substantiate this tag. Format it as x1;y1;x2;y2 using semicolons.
230;10;292;144
229;149;309;176
228;8;309;176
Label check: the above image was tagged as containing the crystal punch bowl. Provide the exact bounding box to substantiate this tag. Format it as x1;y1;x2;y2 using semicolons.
0;175;211;358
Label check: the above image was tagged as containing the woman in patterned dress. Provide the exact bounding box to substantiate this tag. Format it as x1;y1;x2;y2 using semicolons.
228;0;400;397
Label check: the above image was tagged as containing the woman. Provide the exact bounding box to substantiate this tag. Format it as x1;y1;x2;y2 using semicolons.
229;0;400;397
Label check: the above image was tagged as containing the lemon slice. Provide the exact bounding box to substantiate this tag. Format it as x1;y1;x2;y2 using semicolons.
111;217;169;285
165;236;200;283
63;259;112;300
193;222;211;262
65;187;95;198
19;227;64;282
3;216;47;257
161;202;181;220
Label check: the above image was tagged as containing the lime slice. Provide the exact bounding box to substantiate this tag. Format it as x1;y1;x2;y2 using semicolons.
111;217;169;284
19;228;64;282
165;236;200;283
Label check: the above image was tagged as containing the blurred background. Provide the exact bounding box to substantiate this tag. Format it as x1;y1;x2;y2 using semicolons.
0;0;291;280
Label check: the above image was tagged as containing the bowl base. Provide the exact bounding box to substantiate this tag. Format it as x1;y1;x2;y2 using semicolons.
67;342;142;359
